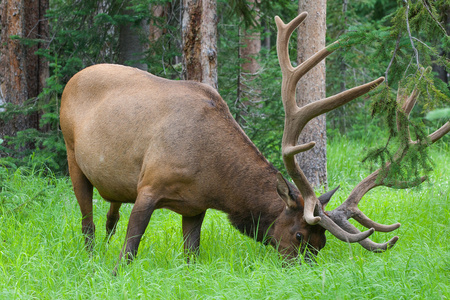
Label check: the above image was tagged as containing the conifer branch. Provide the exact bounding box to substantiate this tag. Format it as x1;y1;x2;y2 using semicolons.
403;0;421;70
412;37;435;52
420;0;448;37
385;32;402;85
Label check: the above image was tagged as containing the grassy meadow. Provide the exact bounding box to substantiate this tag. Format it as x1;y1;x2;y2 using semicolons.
0;137;449;299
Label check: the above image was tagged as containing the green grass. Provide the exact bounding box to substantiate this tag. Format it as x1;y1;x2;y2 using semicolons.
0;139;449;299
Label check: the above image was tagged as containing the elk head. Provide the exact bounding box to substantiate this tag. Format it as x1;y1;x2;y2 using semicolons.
271;173;339;261
272;12;450;258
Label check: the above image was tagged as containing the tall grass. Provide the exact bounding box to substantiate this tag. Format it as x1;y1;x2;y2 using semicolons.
0;139;448;299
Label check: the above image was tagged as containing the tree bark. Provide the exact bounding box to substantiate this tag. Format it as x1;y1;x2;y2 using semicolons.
0;0;49;143
240;1;260;79
118;1;149;71
182;0;218;90
149;4;166;42
236;0;261;125
296;0;327;189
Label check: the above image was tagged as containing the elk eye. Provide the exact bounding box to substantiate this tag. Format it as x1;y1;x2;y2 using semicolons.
296;232;304;242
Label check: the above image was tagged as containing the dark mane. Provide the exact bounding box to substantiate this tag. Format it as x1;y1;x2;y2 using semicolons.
227;194;284;243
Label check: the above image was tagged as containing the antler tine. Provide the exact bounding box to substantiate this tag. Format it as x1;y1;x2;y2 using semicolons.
400;88;419;116
275;13;308;75
396;87;420;143
294;77;385;131
397;87;450;145
359;236;399;253
428;122;450;143
329;213;399;252
353;209;401;232
317;211;375;242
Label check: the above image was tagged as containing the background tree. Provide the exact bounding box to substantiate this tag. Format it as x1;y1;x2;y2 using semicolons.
235;0;261;125
145;1;183;78
0;0;49;153
182;0;218;89
296;0;328;189
149;2;166;42
118;0;150;70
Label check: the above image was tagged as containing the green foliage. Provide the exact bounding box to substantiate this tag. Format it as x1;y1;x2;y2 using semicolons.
327;0;449;126
426;107;450;120
0;97;66;173
326;0;449;185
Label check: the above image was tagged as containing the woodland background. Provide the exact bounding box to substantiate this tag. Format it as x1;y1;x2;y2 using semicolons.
0;1;449;298
0;0;449;181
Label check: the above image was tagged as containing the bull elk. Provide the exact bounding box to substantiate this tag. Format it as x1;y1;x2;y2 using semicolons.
60;12;449;269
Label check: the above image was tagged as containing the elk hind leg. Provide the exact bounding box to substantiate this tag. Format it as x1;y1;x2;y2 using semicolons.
182;211;206;258
106;202;122;240
67;150;95;251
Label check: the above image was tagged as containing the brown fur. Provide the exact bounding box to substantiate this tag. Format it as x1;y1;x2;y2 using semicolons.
60;64;328;266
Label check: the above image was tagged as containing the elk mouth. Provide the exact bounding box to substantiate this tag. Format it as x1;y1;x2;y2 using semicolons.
274;237;323;264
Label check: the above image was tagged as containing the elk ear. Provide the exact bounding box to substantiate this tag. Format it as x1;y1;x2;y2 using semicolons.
318;185;340;208
276;173;297;209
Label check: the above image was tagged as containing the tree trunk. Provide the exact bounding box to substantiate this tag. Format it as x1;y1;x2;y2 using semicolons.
149;4;166;42
240;2;260;80
236;0;261;125
0;0;49;143
296;0;327;189
118;1;149;71
182;0;218;90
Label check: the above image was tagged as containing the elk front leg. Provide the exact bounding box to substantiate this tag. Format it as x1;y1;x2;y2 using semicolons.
116;187;156;270
106;202;122;238
182;211;206;257
67;149;95;251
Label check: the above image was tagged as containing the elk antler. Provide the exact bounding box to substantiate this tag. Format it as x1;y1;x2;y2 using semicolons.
275;13;382;243
275;13;450;250
327;87;450;251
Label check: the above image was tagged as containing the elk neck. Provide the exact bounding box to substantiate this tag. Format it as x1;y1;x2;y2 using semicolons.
208;138;286;243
